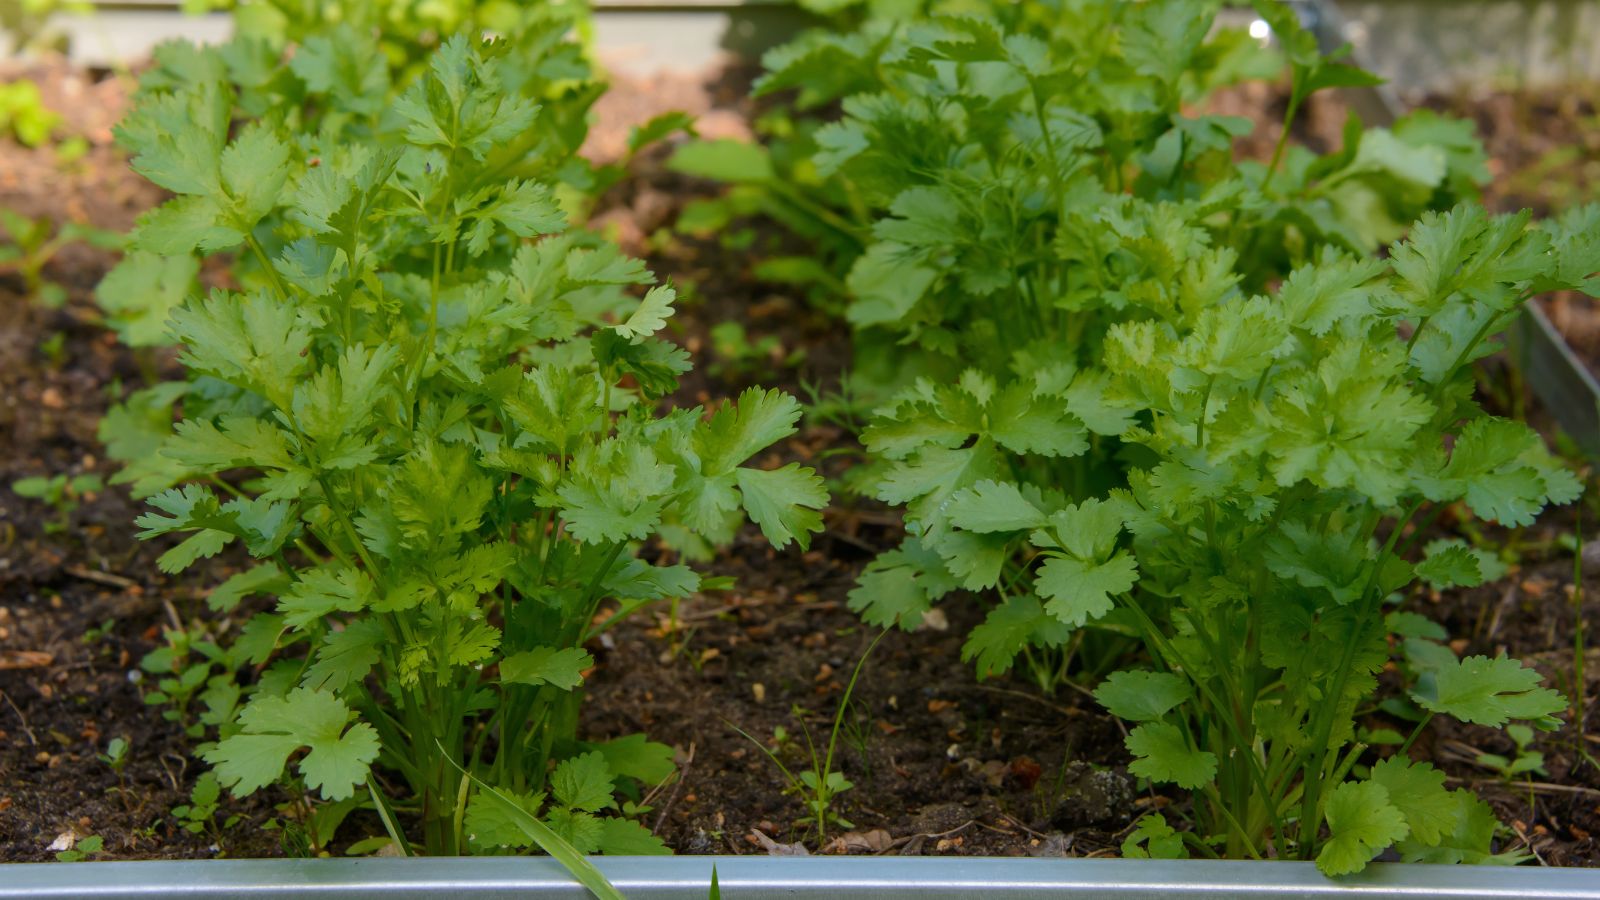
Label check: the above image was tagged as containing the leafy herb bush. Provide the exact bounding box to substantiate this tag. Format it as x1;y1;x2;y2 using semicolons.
746;0;1588;872
226;0;591;82
1084;203;1589;871
95;5;617;493
116;33;826;855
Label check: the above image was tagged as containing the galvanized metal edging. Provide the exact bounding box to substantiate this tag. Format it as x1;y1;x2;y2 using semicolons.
1;856;1599;900
1299;0;1600;454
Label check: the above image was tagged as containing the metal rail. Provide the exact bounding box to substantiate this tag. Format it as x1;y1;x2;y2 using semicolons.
1;856;1599;899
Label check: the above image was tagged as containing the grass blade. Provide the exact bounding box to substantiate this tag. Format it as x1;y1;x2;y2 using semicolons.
445;754;623;900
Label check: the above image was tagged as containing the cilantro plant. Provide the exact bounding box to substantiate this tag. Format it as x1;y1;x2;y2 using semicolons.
921;205;1588;871
751;0;1588;872
118;33;826;857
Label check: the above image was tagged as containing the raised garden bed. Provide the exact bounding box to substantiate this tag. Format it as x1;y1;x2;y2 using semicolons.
2;0;1599;894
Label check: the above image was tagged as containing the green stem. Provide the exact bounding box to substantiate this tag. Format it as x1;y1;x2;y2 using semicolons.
245;233;292;301
1294;497;1425;857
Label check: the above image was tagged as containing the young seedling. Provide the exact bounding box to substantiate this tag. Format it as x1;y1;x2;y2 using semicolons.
707;321;791;382
732;631;885;844
171;772;239;845
0;209;121;307
11;473;102;534
53;834;104;863
0;80;60;147
139;627;241;740
97;735;137;815
1476;724;1548;781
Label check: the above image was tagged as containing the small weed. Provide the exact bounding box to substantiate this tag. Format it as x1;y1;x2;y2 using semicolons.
11;473;102;533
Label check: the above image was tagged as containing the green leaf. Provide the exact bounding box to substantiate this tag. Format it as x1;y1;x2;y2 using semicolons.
847;538;954;630
612;285;676;341
96;251;198;347
1125;722;1216;789
845;242;936;327
551;751;616;813
201;687;379;800
1317;781;1409;876
597;817;670;855
699;387;803;473
736;463;827;551
1397;789;1526;865
465;788;548;850
1427;418;1577;527
219;122;291;228
946;480;1046;533
1036;552;1137;627
460;772;623;900
1412;654;1567;728
593;734;676;785
1095;670;1192;722
544;808;605;854
627;111;696;157
304;619;386;693
1122;814;1187;859
501;647;593;690
667;139;773;183
960;594;1065;679
1414;543;1484;589
1368;757;1457;846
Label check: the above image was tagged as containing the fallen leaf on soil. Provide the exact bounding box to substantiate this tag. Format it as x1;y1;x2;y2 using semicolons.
1009;756;1042;790
46;830;76;852
976;759;1007;787
1028;834;1073;857
0;650;53;670
829;829;893;854
750;829;809;856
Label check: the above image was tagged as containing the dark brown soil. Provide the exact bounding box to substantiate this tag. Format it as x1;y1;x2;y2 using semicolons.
0;54;1595;867
0;58;288;862
1419;541;1600;867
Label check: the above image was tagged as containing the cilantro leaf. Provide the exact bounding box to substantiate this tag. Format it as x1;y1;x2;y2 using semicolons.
1095;670;1191;722
947;480;1047;533
551;752;615;813
202;687;379;800
1037;553;1137;627
1317;781;1409;876
736;463;827;551
501;647;594;690
1368;757;1457;846
1414;543;1484;589
1125;722;1217;789
1412;655;1567;728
